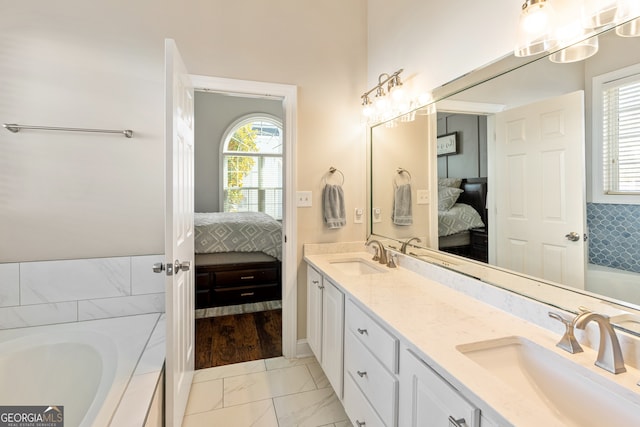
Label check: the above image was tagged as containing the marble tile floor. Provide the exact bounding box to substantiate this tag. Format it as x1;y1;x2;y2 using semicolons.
182;355;351;427
195;300;283;319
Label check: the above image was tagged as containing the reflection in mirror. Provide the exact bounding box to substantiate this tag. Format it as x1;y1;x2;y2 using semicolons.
371;111;432;246
370;22;640;331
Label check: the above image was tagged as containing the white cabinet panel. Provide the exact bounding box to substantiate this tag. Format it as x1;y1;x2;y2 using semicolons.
306;266;344;398
345;329;398;426
344;373;386;427
322;279;345;398
307;266;324;362
399;348;479;427
346;298;399;373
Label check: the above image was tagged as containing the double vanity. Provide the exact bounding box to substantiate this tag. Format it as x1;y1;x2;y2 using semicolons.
304;242;640;427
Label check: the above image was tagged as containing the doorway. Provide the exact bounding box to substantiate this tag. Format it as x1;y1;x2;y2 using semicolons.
190;75;298;364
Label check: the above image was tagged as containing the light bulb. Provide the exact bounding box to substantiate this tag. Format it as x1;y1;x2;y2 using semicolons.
362;104;374;118
582;0;620;28
515;0;558;57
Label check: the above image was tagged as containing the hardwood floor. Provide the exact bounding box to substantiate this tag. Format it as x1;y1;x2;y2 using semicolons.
195;309;282;369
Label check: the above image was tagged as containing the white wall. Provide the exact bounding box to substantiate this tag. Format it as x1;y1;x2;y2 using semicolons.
367;0;521;96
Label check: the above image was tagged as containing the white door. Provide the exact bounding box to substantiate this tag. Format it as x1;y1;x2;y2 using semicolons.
164;38;195;427
494;91;586;289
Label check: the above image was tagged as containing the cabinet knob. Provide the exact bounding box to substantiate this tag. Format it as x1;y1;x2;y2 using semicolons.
357;370;367;378
312;280;319;284
355;421;366;427
357;328;368;335
448;416;468;427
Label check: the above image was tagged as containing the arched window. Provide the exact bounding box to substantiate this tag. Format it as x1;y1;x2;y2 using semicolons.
221;115;283;219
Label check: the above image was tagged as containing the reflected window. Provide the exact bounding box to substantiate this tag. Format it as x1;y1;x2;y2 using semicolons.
594;65;640;202
221;116;283;219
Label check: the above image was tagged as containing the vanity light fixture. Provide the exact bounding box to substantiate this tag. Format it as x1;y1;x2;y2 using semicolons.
616;0;640;37
515;0;640;62
515;0;558;57
361;69;408;124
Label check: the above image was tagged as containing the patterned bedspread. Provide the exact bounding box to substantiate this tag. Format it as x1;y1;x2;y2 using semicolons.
194;212;282;261
438;203;485;237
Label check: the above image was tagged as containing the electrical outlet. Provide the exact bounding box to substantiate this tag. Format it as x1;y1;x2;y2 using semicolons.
373;207;382;223
296;191;312;207
417;189;430;205
354;207;363;223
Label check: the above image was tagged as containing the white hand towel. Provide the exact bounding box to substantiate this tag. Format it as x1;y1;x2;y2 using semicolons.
392;183;413;226
322;184;346;229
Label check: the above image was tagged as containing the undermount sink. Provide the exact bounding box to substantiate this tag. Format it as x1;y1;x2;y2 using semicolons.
457;336;640;426
329;259;387;275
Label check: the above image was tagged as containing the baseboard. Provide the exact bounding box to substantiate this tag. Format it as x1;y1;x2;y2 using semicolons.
296;339;313;358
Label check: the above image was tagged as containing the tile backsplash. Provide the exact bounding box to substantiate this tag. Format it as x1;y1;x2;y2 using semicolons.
0;254;165;329
587;203;640;273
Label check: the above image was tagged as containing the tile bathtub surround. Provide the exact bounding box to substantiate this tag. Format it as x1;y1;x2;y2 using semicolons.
0;254;165;329
183;356;349;427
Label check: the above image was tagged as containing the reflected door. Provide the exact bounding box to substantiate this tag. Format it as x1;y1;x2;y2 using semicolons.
494;91;586;289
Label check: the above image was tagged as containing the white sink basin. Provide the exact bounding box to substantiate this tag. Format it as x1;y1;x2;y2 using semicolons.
329;259;387;275
457;336;640;426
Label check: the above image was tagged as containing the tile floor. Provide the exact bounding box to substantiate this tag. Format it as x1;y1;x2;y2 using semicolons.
183;356;351;427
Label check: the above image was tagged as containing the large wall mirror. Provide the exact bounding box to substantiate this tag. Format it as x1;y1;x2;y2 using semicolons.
371;22;640;332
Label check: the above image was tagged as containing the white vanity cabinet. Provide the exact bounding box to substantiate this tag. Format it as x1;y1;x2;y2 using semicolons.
399;346;481;427
343;299;399;427
306;265;345;398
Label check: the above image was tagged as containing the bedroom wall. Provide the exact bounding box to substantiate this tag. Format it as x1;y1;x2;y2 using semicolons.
436;113;487;179
194;92;284;213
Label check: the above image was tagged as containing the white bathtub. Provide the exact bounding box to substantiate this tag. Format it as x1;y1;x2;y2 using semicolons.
586;263;640;306
0;314;164;427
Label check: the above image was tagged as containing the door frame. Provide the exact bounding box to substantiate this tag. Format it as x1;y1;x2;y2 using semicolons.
190;74;298;358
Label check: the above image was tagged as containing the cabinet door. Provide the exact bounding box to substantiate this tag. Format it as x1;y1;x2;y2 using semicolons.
307;266;324;362
399;349;479;427
322;279;345;399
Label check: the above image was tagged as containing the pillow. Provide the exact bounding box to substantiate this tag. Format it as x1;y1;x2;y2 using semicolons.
438;186;463;211
438;177;462;188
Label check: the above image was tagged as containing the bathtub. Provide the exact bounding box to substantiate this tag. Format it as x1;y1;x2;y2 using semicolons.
0;313;165;427
586;263;640;307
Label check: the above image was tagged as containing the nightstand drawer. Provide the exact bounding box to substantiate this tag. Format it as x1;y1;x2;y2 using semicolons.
213;267;279;286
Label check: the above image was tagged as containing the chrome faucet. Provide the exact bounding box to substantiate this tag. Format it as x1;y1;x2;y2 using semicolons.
365;239;388;266
400;237;421;254
574;312;626;374
548;311;583;354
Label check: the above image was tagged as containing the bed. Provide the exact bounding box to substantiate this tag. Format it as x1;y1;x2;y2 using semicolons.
194;212;283;308
437;178;487;260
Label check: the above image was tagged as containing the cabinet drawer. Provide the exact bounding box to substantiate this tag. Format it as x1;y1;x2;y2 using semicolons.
213;267;279;286
344;374;386;427
346;299;398;373
345;330;398;427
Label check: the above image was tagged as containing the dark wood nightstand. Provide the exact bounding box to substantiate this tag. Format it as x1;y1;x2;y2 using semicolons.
469;228;488;263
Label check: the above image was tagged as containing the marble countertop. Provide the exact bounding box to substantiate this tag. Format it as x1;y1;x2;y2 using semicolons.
304;250;640;427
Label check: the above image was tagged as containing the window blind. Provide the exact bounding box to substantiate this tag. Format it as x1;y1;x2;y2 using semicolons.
603;75;640;194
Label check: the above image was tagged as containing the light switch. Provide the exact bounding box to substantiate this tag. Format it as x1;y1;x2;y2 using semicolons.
296;191;312;207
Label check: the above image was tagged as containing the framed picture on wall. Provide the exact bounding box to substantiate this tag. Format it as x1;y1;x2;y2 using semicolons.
437;132;458;156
